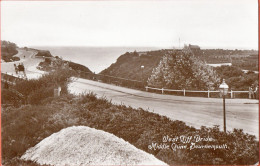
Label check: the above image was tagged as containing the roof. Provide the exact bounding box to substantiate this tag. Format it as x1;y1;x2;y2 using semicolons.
189;44;200;49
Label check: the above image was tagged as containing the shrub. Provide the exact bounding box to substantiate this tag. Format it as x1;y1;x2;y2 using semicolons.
28;86;54;105
14;69;74;105
2;94;259;165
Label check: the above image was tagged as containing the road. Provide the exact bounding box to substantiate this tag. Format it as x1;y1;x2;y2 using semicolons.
1;48;45;79
1;49;259;138
69;78;259;139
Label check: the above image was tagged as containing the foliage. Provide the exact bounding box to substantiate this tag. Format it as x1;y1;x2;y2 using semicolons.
100;48;258;90
66;61;92;73
35;50;52;57
1;89;23;107
215;66;258;90
2;93;258;165
1;40;19;62
100;51;165;83
148;51;220;90
13;69;74;105
38;56;92;74
196;49;258;71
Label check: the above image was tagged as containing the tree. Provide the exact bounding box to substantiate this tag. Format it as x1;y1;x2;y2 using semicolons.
147;50;220;90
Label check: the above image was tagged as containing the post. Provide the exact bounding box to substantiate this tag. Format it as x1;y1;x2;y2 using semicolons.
141;65;144;88
208;90;210;98
142;69;144;87
58;86;61;96
183;89;185;96
162;88;164;94
231;90;233;99
145;86;148;92
223;95;226;133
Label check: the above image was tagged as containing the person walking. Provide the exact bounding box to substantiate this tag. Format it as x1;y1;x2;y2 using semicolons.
21;63;26;77
249;86;253;99
14;64;18;74
254;86;258;99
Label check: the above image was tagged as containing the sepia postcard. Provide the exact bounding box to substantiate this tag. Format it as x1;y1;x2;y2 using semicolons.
1;0;259;165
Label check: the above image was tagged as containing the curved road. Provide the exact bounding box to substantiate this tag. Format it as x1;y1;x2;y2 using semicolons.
1;48;45;79
69;78;259;139
1;50;259;139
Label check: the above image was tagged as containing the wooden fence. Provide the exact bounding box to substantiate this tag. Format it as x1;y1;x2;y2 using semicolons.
145;86;250;99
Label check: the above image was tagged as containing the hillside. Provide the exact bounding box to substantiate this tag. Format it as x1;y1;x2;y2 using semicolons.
37;51;92;73
100;50;167;82
100;48;258;91
34;50;52;57
195;49;258;71
1;40;19;62
100;48;258;82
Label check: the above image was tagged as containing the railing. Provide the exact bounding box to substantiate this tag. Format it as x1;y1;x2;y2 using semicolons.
145;86;250;99
75;70;253;99
75;70;144;89
1;73;24;85
2;70;252;99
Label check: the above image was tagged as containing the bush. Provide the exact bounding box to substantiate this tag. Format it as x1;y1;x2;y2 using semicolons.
1;40;19;62
28;87;54;105
35;50;52;57
1;89;23;106
13;69;74;105
2;93;258;165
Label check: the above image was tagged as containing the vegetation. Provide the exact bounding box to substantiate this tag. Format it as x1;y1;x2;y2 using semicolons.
232;54;258;71
1;47;259;165
196;49;258;71
215;66;258;91
1;70;259;165
38;55;92;73
1;69;75;106
100;48;258;92
66;61;92;73
147;50;220;90
2;92;259;165
1;40;19;62
35;50;52;57
100;50;165;82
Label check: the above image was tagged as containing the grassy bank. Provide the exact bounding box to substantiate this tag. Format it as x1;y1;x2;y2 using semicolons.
1;70;259;165
2;95;259;165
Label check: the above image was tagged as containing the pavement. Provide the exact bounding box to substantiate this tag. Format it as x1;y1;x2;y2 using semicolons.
1;48;45;79
69;77;259;139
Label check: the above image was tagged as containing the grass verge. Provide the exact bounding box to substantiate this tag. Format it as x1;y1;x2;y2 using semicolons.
2;93;259;165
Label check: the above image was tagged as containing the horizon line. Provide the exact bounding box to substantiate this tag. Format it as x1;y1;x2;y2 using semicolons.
28;45;258;51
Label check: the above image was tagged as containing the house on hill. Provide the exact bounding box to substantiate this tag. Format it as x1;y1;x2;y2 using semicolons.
184;44;201;56
188;44;200;51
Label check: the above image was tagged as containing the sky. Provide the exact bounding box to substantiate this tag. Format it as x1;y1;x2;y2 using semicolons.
1;0;258;49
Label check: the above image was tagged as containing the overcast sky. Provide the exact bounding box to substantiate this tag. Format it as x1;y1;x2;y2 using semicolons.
1;0;258;49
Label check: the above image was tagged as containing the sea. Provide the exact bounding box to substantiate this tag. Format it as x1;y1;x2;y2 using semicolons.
33;46;162;73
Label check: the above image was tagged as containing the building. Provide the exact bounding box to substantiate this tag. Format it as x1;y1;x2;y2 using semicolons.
188;44;200;51
183;44;201;56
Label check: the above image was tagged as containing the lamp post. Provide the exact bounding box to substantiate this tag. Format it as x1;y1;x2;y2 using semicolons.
219;79;229;133
141;65;144;87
